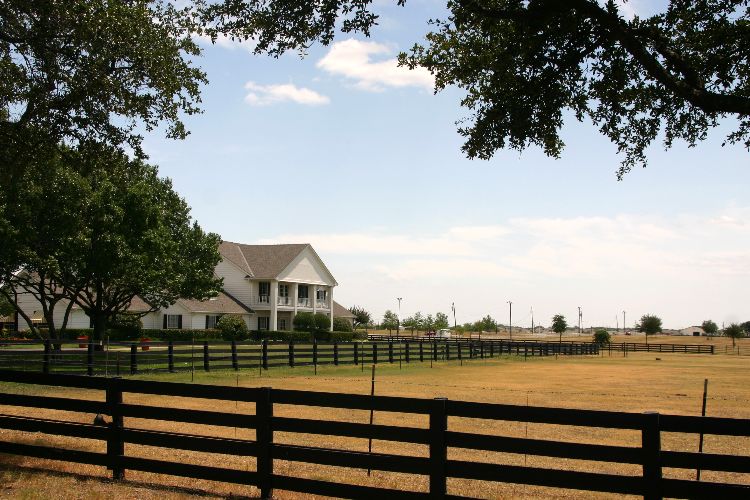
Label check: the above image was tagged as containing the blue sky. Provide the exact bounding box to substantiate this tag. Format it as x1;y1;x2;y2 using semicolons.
143;0;749;329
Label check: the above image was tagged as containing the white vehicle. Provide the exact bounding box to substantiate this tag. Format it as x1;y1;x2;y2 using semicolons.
436;329;452;339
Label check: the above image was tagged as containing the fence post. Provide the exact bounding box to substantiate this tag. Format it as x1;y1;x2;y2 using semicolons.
106;377;125;480
203;341;210;372
405;341;410;363
289;341;295;368
489;342;493;358
388;341;394;363
354;342;359;365
429;397;448;498
257;386;274;499
445;342;450;361
262;339;268;370
642;411;662;500
130;343;137;375
433;341;438;361
313;340;318;367
168;341;175;373
372;342;378;364
334;342;339;366
419;341;424;362
43;339;51;374
87;341;94;376
232;340;239;371
458;342;462;361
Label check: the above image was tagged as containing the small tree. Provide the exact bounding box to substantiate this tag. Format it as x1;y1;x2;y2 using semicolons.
637;314;663;343
293;312;316;332
740;321;750;334
701;320;719;338
552;315;567;344
333;317;353;332
217;315;248;340
724;323;744;348
349;306;371;330
381;310;399;334
434;312;449;330
593;329;611;346
313;312;331;332
479;315;497;332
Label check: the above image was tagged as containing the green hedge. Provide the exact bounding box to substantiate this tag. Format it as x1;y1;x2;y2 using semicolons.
140;329;223;341
251;330;368;342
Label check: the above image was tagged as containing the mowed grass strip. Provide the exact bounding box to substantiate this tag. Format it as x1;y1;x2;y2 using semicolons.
0;350;748;498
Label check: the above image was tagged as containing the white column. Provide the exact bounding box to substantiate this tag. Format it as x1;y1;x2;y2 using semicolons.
293;283;299;318
312;285;317;315
270;280;278;331
329;286;334;331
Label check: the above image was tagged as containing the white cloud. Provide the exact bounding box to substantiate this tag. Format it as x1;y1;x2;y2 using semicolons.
244;82;330;106
194;33;257;53
256;207;750;328
316;39;434;92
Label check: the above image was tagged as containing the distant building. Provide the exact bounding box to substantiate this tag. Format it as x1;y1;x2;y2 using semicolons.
678;326;705;336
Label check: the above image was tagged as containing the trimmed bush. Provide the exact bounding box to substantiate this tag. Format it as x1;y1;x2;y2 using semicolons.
108;314;143;341
333;317;353;332
293;312;316;332
217;315;250;341
313;312;330;331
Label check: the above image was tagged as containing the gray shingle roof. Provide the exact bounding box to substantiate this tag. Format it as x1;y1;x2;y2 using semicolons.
333;301;354;318
176;290;253;314
219;241;309;279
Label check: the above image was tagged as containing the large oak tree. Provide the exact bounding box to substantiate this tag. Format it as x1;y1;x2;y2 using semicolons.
401;0;750;177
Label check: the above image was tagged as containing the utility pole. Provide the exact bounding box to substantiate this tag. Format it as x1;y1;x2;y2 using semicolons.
507;301;513;340
397;297;402;335
578;306;582;334
623;310;626;334
531;307;534;335
451;302;456;328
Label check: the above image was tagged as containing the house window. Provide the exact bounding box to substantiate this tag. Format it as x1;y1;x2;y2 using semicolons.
206;314;222;329
279;284;288;297
258;317;270;331
258;282;270;303
164;314;182;329
298;285;309;299
278;318;287;331
316;288;327;301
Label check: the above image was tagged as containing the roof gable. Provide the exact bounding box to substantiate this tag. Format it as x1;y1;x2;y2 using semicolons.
219;241;335;282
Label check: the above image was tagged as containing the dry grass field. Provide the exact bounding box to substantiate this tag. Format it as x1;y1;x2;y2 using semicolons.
0;344;748;499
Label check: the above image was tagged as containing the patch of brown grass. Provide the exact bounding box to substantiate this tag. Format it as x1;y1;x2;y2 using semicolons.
0;351;749;498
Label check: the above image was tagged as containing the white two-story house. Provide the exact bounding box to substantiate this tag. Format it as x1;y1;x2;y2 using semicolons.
11;241;340;332
216;241;338;331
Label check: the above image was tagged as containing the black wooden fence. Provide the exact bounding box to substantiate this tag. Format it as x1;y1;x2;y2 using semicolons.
0;370;748;498
369;334;716;355
0;338;599;376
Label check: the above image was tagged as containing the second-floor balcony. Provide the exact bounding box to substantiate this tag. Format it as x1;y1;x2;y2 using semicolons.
316;299;330;309
277;296;292;306
297;297;311;308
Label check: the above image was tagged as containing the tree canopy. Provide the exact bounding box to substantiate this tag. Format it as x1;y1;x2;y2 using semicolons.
637;314;663;336
1;144;222;340
551;314;568;339
402;0;750;178
701;319;719;337
349;305;372;329
381;310;399;332
723;322;745;347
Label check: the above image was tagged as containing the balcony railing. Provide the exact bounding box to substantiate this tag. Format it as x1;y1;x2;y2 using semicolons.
277;296;292;306
316;300;329;309
297;298;311;308
257;295;270;304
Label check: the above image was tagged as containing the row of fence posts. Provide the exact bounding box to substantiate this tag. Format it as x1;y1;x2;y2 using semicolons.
39;339;598;376
95;379;665;499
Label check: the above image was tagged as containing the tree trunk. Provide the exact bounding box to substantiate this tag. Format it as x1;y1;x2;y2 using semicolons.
92;312;106;342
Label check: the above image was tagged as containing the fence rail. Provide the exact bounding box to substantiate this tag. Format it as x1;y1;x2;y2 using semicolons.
0;338;599;376
368;334;717;354
0;370;747;499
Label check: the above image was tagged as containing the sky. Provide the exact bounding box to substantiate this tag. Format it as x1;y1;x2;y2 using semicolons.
143;0;749;330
